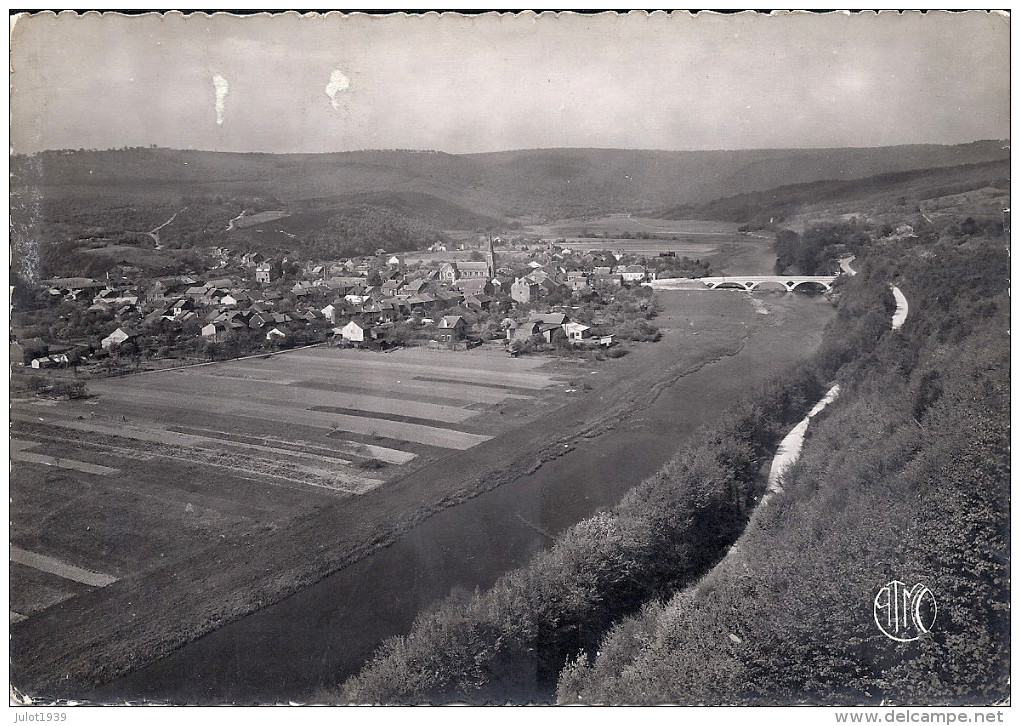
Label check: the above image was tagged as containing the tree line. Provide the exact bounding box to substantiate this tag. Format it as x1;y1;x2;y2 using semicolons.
558;237;1009;704
337;267;898;703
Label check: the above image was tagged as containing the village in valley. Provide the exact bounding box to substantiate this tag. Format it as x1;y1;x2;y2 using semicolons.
11;228;705;384
10;10;1009;711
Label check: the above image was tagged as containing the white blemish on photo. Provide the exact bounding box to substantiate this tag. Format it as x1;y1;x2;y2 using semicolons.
325;69;350;110
212;74;229;125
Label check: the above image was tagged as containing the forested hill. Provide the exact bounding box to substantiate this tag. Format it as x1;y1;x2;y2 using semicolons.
338;169;1009;705
656;158;1011;225
466;142;1010;215
558;238;1009;706
12;141;1009;221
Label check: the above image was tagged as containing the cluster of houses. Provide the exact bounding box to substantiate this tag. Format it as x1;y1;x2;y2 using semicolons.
13;239;656;366
508;312;601;346
10;338;72;369
336;310;607;350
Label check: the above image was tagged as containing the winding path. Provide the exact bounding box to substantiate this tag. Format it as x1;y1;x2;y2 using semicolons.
841;256;908;331
765;384;841;496
890;286;909;331
225;210;248;232
764;255;907;500
148;207;187;247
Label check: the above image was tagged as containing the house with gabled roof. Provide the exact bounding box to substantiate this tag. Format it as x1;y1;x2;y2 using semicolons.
566;273;590;292
162;304;196;323
464;294;494;311
437;315;467;343
101;327;132;350
146;280;171;301
435;289;464;306
201;322;229;341
321;303;341;324
31;353;70;369
620;265;649;283
492;275;514;295
248;313;272;330
535;312;569;326
375;300;399;323
339;320;370;343
511;278;540;305
403;279;429;295
513;312;571;344
563;322;592;342
419;292;444;312
10;338;48;366
297;309;323;324
256;261;281;284
538;277;567;296
458;278;494;296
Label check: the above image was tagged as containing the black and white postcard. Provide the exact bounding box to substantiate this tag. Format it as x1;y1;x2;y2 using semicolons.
8;10;1011;714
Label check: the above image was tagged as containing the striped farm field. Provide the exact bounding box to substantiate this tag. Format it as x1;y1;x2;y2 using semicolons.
9;344;568;624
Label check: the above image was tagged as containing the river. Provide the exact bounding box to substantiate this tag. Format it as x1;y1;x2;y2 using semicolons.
91;290;835;704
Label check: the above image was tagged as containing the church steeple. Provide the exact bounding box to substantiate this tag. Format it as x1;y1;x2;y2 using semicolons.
486;235;496;279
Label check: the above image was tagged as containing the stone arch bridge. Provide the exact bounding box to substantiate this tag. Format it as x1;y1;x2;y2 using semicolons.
695;275;838;292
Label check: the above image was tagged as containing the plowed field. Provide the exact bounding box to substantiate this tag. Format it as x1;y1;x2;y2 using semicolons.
9;345;567;630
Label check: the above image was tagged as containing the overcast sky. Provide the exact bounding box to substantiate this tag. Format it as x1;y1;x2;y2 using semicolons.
10;10;1010;155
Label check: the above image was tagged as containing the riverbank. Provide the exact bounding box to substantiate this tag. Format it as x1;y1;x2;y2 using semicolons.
334;264;912;703
13;291;834;702
79;292;832;703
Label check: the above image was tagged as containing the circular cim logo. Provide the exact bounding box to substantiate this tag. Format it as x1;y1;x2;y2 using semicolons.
873;580;937;642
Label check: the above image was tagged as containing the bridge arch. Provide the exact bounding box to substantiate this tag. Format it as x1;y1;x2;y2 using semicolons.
689;274;838;293
749;279;790;292
788;280;832;292
714;281;750;290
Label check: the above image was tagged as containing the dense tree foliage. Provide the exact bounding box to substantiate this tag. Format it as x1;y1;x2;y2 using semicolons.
341;363;826;703
774;221;868;275
557;238;1009;705
339;228;1007;705
294;207;440;259
12;145;1009;233
338;268;905;703
658;160;1009;225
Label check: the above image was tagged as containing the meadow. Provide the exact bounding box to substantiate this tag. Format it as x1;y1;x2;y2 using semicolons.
521;215;776;272
525;214;743;238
